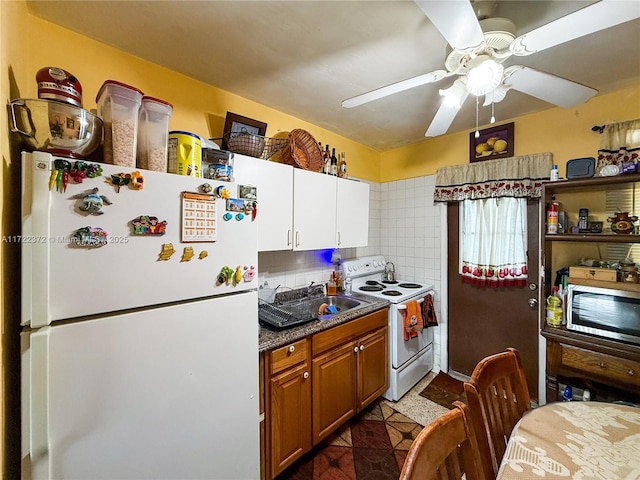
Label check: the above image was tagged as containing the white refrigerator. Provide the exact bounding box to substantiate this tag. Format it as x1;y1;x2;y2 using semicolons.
20;151;260;479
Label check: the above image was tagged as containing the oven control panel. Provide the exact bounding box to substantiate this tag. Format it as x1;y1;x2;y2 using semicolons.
343;256;386;278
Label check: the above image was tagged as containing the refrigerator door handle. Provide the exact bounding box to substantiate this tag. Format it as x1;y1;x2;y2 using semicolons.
24;328;52;479
23;153;53;328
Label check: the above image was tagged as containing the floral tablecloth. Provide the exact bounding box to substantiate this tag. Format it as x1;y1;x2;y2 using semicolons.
496;401;640;479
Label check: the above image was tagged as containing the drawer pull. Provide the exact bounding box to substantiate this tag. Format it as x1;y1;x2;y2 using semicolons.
303;371;309;379
628;370;636;376
354;346;359;353
598;362;607;369
359;345;364;351
288;345;295;354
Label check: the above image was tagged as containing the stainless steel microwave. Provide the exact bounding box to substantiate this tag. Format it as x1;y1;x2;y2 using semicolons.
567;283;640;344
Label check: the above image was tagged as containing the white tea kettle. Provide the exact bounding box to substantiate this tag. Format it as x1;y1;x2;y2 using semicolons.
384;262;396;282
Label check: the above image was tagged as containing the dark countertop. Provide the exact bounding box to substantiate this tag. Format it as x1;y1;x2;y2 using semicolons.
258;293;390;352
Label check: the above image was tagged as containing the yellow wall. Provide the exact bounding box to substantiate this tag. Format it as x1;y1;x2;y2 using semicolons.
21;15;381;181
380;84;640;181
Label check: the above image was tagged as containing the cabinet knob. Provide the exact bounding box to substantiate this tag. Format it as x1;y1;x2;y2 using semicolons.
303;371;309;379
288;345;295;353
628;369;636;376
598;362;607;369
354;346;359;353
359;345;364;351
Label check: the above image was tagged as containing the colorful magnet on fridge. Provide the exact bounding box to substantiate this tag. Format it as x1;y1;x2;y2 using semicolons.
217;266;235;285
199;250;208;259
234;266;243;284
158;243;176;261
107;171;144;192
70;226;108;248
181;247;195;262
214;186;230;199
243;265;256;282
201;183;213;194
49;159;71;192
235;213;244;221
131;215;167;235
71;187;112;215
223;212;233;221
69;160;103;183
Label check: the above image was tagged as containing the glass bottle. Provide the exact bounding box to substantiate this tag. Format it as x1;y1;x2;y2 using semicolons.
330;148;338;176
323;144;331;174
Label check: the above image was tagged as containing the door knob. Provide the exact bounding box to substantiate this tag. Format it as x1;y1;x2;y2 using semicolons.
528;298;538;308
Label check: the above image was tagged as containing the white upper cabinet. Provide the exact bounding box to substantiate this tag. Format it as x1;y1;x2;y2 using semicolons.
336;177;369;248
235;155;369;252
293;169;337;250
234;154;294;252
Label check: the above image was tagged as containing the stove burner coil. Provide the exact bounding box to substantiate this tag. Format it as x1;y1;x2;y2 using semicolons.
398;283;422;289
381;290;402;296
365;280;386;288
360;285;383;292
382;280;398;284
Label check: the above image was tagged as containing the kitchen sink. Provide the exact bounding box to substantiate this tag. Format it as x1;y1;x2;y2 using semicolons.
259;294;369;329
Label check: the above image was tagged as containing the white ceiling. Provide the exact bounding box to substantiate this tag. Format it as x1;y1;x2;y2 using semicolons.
26;0;640;151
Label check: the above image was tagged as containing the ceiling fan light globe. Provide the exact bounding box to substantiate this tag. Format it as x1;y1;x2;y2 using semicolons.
466;58;503;96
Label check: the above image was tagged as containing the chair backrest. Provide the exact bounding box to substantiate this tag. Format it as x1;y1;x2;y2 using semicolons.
463;348;531;479
399;400;485;480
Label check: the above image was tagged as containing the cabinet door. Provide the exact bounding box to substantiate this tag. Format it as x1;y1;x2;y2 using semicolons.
234;154;294;251
269;362;311;477
293;169;337;250
312;341;357;444
336;177;369;248
357;327;389;409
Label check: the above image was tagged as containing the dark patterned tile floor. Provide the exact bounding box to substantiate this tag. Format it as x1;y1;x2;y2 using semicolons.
276;400;424;480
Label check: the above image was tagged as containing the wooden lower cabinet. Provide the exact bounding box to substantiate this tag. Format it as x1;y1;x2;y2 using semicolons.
542;326;640;402
262;308;389;479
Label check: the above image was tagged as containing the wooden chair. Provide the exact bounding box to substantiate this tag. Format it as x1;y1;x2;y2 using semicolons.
399;400;485;480
464;348;531;480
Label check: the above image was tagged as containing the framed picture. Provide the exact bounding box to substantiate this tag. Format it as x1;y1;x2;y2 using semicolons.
222;112;267;150
469;122;514;162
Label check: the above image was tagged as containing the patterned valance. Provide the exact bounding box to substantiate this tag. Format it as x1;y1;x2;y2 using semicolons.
434;152;553;203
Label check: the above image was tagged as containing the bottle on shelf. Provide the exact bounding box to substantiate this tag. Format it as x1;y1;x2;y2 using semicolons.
330;148;338;176
327;273;337;295
546;286;563;327
323;144;331;175
550;164;559;181
338;152;347;178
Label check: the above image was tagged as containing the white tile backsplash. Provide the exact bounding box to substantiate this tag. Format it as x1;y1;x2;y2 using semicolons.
259;175;446;371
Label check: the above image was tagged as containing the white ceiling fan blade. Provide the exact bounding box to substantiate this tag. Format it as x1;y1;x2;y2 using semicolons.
342;70;449;108
414;0;484;50
425;91;469;137
510;0;640;56
503;66;597;108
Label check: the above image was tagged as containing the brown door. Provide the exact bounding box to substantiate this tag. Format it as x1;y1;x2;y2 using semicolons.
447;199;540;401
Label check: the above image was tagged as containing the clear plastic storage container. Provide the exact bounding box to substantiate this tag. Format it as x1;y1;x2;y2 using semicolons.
136;96;173;172
96;80;144;167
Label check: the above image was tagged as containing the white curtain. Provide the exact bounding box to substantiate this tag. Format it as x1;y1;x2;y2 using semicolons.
459;197;528;287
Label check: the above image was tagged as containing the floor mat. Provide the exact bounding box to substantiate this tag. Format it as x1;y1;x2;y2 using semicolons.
277;399;423;480
418;371;467;409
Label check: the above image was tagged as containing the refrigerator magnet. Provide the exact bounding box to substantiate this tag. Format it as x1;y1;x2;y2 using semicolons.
181;192;217;242
158;243;176;261
70;187;112;215
214;185;230;199
69;160;103;183
70;226;108;248
131;215;167;235
181;247;195;262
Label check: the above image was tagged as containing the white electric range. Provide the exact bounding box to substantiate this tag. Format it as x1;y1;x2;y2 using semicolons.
342;256;435;401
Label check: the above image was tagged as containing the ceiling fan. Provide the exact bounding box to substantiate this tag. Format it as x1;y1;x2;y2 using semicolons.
342;0;640;137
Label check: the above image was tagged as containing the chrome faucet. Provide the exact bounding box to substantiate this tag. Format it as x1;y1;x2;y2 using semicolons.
307;281;326;297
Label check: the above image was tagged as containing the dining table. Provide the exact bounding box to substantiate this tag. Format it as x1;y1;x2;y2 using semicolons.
496;400;640;479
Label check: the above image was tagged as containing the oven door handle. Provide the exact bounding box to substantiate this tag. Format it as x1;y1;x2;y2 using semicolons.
397;298;425;310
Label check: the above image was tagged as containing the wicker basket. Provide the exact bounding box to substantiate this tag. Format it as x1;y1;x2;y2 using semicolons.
223;132;288;160
281;129;323;172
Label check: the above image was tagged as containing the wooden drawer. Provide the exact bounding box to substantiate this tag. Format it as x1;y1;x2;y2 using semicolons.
561;345;640;387
312;308;388;356
569;267;617;282
270;339;308;375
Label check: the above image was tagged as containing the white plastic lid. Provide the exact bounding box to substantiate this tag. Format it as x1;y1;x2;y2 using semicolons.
141;95;173;113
